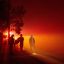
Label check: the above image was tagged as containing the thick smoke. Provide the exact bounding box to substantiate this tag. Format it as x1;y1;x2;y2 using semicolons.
0;0;26;34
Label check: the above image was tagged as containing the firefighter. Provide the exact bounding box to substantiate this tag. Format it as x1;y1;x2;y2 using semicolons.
17;34;24;51
29;35;35;52
8;35;14;54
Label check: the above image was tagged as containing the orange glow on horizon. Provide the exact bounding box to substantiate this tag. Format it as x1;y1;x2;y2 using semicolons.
3;31;20;40
3;31;64;55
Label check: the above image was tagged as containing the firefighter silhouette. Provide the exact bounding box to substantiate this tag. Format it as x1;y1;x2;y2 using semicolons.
29;35;35;52
8;35;14;53
17;34;24;51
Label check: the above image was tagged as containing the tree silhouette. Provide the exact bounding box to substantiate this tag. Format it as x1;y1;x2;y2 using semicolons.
0;0;9;30
0;0;26;38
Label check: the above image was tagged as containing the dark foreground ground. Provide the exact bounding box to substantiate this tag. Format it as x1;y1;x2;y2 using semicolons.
0;44;64;64
0;50;47;64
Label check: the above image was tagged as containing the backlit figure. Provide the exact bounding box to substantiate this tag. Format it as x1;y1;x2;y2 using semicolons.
8;35;14;54
29;35;35;52
17;34;24;51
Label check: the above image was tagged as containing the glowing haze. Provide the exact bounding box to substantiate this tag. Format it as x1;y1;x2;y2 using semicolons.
21;0;64;58
3;0;64;59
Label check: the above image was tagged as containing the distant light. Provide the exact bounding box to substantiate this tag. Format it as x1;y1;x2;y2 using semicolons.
32;52;37;55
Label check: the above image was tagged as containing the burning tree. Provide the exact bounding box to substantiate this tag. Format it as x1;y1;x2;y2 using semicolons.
0;0;26;39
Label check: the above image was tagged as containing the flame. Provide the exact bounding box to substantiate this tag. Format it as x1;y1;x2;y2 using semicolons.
3;30;21;50
3;31;20;40
3;30;36;52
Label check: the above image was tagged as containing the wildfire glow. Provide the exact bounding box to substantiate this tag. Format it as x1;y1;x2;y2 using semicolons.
3;31;36;51
3;31;20;40
3;30;64;56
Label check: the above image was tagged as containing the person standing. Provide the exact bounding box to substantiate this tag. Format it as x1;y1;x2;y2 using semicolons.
17;34;24;51
29;35;35;52
8;35;14;54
